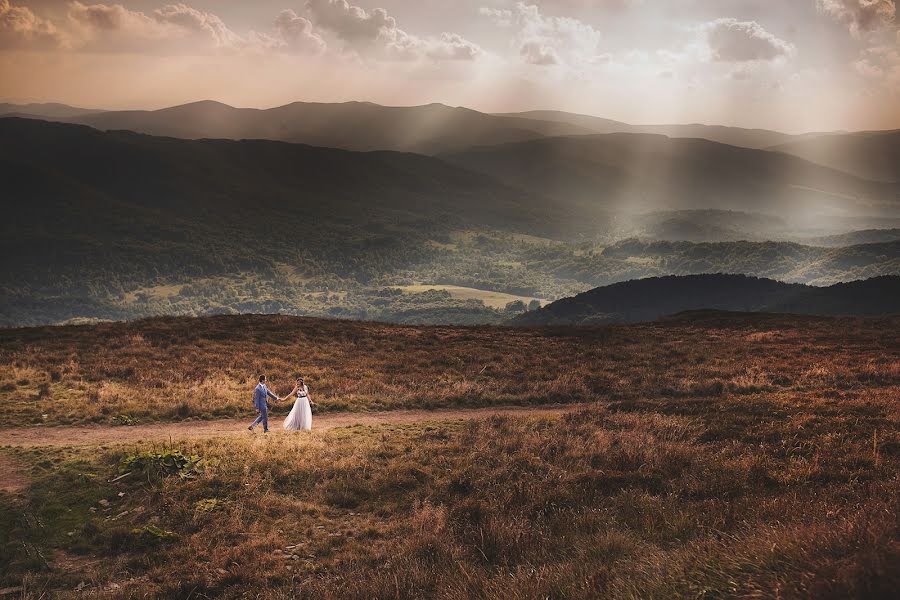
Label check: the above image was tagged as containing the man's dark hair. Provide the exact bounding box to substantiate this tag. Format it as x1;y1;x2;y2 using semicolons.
259;375;266;383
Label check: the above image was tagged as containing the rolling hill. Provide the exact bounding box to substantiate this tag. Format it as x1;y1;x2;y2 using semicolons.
2;118;898;327
442;133;900;219
11;101;897;183
514;274;900;325
9;100;592;155
496;109;810;149
801;228;900;247
769;130;900;183
0;102;100;118
0;118;567;312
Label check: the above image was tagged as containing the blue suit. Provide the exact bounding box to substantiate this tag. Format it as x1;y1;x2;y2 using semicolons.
250;383;277;431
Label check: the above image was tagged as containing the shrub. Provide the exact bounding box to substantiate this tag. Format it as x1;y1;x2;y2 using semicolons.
119;449;202;481
111;414;137;426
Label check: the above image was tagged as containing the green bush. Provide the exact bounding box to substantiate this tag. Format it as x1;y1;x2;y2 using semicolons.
120;449;202;481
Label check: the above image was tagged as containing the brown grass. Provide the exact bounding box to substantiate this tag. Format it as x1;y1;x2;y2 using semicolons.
0;312;897;427
0;312;898;598
2;393;898;598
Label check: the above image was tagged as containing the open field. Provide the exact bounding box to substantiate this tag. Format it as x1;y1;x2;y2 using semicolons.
393;285;548;310
1;313;898;598
1;392;898;597
1;312;898;427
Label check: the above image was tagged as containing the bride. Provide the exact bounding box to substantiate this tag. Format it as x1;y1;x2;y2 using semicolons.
283;376;315;431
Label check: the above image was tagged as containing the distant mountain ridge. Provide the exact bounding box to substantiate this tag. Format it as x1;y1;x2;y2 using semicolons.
495;109;815;149
3;100;592;155
2;117;898;327
3;100;897;183
769;130;900;183
514;274;900;325
442;133;899;218
0;102;101;118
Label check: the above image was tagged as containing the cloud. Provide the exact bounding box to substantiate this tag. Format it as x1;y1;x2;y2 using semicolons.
153;4;244;48
704;18;795;62
0;2;329;55
519;40;559;65
66;2;253;53
274;9;326;54
853;44;900;90
305;0;482;61
425;33;482;61
481;2;604;68
0;0;67;49
816;0;896;36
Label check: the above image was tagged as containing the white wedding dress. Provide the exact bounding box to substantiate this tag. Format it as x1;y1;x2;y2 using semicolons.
283;385;312;431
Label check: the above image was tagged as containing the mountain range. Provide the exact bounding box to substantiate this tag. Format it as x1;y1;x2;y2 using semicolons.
1;105;899;327
2;100;897;183
514;274;900;325
442;133;898;218
0;100;588;156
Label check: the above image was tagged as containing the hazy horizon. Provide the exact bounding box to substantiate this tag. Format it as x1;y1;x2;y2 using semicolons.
3;95;895;136
1;1;899;133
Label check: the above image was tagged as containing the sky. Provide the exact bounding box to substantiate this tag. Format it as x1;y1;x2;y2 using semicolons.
1;0;898;132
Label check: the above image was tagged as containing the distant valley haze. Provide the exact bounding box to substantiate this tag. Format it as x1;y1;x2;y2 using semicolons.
1;0;898;327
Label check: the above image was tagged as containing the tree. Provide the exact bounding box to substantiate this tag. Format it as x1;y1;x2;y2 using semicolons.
528;299;542;311
505;300;527;313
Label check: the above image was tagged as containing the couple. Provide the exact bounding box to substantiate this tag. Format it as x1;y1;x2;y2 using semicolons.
248;375;316;433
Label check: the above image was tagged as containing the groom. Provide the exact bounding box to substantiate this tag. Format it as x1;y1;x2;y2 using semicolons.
248;375;279;433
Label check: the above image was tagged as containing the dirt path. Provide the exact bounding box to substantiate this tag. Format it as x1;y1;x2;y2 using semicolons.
0;404;582;448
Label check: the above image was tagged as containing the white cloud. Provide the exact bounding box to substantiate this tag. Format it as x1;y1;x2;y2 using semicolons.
704;18;795;62
274;9;327;54
816;0;896;37
153;4;245;48
0;1;324;56
854;44;900;91
66;2;262;53
0;0;67;49
305;0;482;61
481;2;604;68
519;40;559;65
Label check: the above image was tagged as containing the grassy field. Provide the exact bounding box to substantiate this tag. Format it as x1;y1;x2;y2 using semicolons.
1;312;897;427
393;285;547;310
1;313;898;598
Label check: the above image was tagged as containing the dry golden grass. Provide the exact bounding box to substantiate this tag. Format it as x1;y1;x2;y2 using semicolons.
0;312;898;598
3;393;898;598
0;312;897;427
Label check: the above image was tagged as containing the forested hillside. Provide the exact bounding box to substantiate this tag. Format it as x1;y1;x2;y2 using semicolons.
515;274;900;325
2;119;899;327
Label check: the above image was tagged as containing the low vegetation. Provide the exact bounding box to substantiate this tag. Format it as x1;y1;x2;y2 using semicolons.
1;312;898;598
2;119;898;327
1;397;897;597
0;312;897;427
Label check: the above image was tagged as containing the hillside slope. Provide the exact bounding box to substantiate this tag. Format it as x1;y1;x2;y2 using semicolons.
0;102;100;118
2;118;898;327
769;130;900;183
13;100;591;155
514;274;900;325
0;118;565;295
497;109;807;148
443;133;899;219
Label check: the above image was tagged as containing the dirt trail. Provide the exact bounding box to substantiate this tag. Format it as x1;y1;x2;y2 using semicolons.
0;404;581;448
